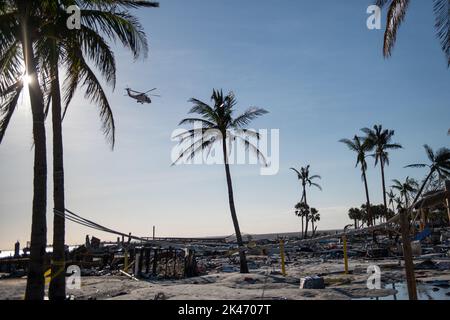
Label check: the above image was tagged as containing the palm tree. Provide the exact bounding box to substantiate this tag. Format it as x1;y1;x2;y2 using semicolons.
386;189;397;213
309;207;320;237
340;135;373;226
174;89;268;273
348;207;362;229
362;125;402;216
391;177;418;209
394;196;403;211
1;0;159;299
406;145;450;207
290;165;321;238
294;202;309;238
40;0;158;300
1;1;49;300
376;0;450;67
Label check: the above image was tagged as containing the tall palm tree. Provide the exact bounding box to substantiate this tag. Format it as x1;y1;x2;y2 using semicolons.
376;0;450;67
362;125;402;216
309;207;320;237
406;145;450;207
391;177;418;209
0;0;48;300
174;89;268;273
290;165;321;238
1;0;159;299
40;0;158;300
340;135;373;226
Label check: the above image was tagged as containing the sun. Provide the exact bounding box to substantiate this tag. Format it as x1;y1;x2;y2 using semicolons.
22;73;32;86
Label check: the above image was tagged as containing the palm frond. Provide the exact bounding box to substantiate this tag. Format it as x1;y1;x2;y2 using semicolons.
383;0;410;58
0;81;23;144
235;136;268;167
64;49;115;148
80;9;148;59
433;0;450;67
232;107;268;129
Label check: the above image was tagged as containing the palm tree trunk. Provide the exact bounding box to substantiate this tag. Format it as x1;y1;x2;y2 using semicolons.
311;219;315;237
380;158;388;222
222;137;248;273
412;171;434;206
362;168;372;226
303;185;309;239
301;216;304;238
19;1;47;300
48;49;66;300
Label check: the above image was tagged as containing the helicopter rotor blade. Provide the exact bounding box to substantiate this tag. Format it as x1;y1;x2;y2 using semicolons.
144;88;157;94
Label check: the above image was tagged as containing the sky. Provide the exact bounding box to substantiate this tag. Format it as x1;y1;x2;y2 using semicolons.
0;0;449;250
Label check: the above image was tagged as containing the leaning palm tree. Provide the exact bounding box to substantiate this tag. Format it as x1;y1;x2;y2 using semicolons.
391;177;418;209
0;0;49;300
290;165;321;238
376;0;450;67
340;135;373;226
406;145;450;207
362;125;402;215
174;89;268;273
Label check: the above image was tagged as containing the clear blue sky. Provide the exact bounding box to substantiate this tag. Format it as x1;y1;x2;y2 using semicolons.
0;0;449;249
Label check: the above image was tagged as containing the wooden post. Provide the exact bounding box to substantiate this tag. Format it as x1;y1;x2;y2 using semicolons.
343;235;349;274
445;180;450;225
173;250;177;277
145;248;151;274
134;252;140;277
123;248;129;272
153;226;155;240
152;249;158;276
279;239;286;276
400;209;418;300
138;247;144;276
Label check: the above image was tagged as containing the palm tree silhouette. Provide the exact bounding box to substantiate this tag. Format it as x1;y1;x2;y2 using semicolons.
406;145;450;207
309;207;320;237
174;89;268;273
391;177;419;209
348;207;362;229
1;0;159;299
386;189;397;213
1;1;49;300
376;0;450;67
290;165;321;238
340;135;374;226
362;125;402;217
295;202;309;238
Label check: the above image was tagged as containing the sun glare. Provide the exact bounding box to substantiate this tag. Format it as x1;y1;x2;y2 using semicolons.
22;73;32;86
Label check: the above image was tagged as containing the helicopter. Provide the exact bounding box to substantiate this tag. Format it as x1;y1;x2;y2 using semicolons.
125;87;160;104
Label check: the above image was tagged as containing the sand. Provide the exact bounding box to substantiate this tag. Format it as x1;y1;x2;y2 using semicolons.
1;257;449;300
